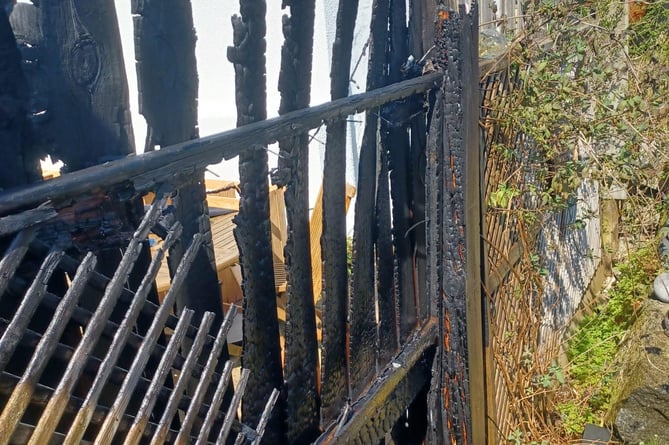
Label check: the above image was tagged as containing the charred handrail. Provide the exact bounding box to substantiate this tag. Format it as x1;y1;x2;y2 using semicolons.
0;72;443;215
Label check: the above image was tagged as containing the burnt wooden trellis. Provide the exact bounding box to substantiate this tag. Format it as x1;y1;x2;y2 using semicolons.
0;0;493;444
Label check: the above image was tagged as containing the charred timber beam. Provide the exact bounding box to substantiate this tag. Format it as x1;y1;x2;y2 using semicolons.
349;0;389;400
0;72;443;216
276;0;320;443
426;4;486;444
228;1;284;442
315;320;437;444
320;0;359;425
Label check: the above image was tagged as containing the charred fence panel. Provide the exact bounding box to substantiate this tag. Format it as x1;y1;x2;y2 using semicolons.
0;193;277;445
0;1;499;441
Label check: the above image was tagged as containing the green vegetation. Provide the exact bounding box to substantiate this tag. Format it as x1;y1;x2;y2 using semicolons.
558;244;660;435
489;0;669;442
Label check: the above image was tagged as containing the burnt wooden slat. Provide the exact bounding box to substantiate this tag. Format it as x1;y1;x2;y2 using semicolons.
428;5;485;443
132;0;225;328
146;312;215;445
27;198;165;444
320;0;359;424
216;368;250;445
63;221;182;444
424;84;445;442
0;228;36;301
407;0;430;342
0;249;64;371
349;0;389;399
87;231;204;445
174;305;238;444
276;0;320;442
0;252;96;443
0;72;443;217
0;207;57;237
122;308;194;445
375;141;399;365
228;1;284;442
385;0;417;344
248;388;280;445
194;361;234;445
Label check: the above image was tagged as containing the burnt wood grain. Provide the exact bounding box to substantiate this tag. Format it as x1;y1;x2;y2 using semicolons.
426;4;485;444
320;0;359;425
349;0;389;400
132;0;225;329
0;6;35;191
276;0;320;443
9;0;134;172
228;1;285;442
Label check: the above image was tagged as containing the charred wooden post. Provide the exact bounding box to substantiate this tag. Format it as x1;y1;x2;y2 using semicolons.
9;0;134;172
349;0;389;400
275;0;320;443
320;0;358;425
407;0;435;340
426;3;486;444
228;1;285;442
379;0;411;359
132;0;225;326
0;6;35;191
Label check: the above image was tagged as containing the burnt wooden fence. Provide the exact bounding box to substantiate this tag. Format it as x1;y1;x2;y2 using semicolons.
0;1;496;444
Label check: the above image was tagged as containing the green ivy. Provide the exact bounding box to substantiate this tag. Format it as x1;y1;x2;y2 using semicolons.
560;244;660;435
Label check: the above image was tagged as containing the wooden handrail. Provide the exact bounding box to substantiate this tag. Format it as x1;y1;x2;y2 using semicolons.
0;72;443;215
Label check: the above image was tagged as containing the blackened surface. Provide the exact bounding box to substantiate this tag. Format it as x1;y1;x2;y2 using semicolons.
428;6;477;444
407;0;429;335
320;0;358;425
9;1;134;171
0;7;33;191
408;0;435;60
349;0;388;400
133;0;224;328
228;2;284;443
276;0;320;442
384;0;415;345
132;0;199;150
425;89;444;444
375;139;398;365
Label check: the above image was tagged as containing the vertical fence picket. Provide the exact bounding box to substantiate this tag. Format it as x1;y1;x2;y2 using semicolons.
349;0;389;399
276;0;320;441
320;0;359;424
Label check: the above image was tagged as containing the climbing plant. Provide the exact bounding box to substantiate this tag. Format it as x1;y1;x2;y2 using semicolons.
486;0;669;442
